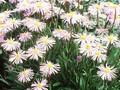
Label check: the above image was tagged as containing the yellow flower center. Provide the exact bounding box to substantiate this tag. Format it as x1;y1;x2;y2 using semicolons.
42;37;49;45
33;48;39;53
47;62;54;68
16;52;21;60
35;21;40;27
96;51;101;57
67;12;76;17
22;0;29;7
36;2;42;8
7;39;14;44
85;44;91;49
108;35;114;43
23;70;29;76
37;83;43;89
80;34;86;40
103;67;111;74
96;4;101;10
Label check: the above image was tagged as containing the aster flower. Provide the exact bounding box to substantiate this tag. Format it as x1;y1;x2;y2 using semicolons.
19;32;32;42
16;0;34;11
31;79;48;90
97;64;117;81
22;18;46;32
79;41;95;57
60;11;82;24
9;50;27;64
5;18;22;30
36;36;55;51
33;1;51;15
52;29;71;41
103;34;118;46
18;69;34;83
26;45;45;60
1;38;21;51
91;49;107;63
40;61;60;77
74;32;95;44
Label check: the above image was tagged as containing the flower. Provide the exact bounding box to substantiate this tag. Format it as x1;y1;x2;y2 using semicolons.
5;18;21;30
23;18;46;32
31;79;48;90
52;29;71;41
36;36;55;51
97;64;117;81
79;41;95;57
19;32;32;42
74;32;95;44
1;38;21;51
16;0;34;11
91;49;107;63
103;34;119;46
18;69;34;83
60;11;82;24
9;50;27;64
26;45;45;60
33;1;51;15
40;61;60;77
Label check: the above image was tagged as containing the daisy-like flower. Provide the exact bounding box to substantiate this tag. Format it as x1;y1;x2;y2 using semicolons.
23;18;46;32
74;33;88;44
16;0;33;11
61;11;82;24
26;45;45;60
36;36;55;51
19;32;32;42
52;29;71;41
74;32;95;44
79;41;95;57
33;1;51;15
9;50;27;64
97;64;117;81
5;18;21;30
31;79;48;90
1;38;21;51
103;34;118;46
91;49;107;63
40;61;60;77
18;69;34;83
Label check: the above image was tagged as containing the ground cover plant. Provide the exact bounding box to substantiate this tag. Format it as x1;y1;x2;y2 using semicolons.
0;0;120;90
